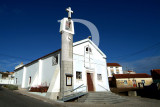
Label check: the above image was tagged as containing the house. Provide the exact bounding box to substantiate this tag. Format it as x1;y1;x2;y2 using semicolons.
14;38;110;100
151;69;160;90
107;63;123;77
0;72;14;84
150;69;160;83
111;73;153;88
0;71;14;79
124;70;136;74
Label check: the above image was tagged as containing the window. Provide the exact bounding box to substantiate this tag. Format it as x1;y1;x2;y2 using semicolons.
86;46;92;53
52;55;58;65
76;71;82;79
111;70;114;75
86;47;88;52
116;69;119;74
16;78;17;84
89;48;92;53
65;21;71;30
124;80;127;85
97;74;102;80
29;76;31;85
141;80;145;84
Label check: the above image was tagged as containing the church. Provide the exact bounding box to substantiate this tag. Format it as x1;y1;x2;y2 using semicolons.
14;7;110;100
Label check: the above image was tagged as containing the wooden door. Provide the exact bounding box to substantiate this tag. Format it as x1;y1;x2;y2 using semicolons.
87;73;94;91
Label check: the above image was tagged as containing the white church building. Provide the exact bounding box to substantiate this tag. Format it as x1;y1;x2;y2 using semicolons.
14;38;110;99
14;7;110;100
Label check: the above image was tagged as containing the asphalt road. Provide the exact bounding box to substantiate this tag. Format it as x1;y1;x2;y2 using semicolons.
0;85;57;107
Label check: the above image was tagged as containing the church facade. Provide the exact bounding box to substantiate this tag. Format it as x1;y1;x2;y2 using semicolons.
14;38;110;99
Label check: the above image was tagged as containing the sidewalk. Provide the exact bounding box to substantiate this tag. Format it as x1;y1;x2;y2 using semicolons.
14;89;66;107
14;89;160;107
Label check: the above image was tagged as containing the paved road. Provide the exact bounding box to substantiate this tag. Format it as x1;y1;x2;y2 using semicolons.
0;85;57;107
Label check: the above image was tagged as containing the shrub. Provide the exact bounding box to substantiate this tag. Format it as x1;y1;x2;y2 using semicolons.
3;85;18;90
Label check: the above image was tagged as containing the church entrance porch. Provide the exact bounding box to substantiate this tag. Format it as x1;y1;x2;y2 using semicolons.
87;73;94;91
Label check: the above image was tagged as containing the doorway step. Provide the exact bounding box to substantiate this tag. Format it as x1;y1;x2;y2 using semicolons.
77;92;128;104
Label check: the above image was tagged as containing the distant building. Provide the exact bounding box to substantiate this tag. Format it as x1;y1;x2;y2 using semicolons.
15;62;24;70
124;70;136;74
0;72;14;84
111;73;153;88
0;72;10;79
107;63;123;77
151;69;160;83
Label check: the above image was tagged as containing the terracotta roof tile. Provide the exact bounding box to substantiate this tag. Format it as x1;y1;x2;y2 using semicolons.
107;63;121;66
113;73;151;79
151;69;160;79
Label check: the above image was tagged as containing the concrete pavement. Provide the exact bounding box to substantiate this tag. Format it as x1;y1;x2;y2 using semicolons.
1;85;160;107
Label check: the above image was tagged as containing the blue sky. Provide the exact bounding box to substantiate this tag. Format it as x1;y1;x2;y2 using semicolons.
0;0;160;74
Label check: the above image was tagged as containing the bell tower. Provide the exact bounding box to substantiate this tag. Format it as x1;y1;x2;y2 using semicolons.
59;7;74;99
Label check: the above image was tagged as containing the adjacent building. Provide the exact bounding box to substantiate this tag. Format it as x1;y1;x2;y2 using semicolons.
111;73;153;88
0;72;14;84
150;69;160;84
124;70;136;74
150;69;160;90
107;63;123;77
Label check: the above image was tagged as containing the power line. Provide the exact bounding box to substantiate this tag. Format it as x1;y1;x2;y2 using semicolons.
110;41;160;60
0;53;31;61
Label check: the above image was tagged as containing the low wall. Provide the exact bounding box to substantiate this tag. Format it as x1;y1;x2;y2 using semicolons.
0;79;14;84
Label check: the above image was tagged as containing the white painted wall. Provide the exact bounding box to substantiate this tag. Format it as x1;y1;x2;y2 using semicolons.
14;39;110;93
107;66;123;77
41;53;60;87
23;62;39;88
14;52;61;91
0;79;14;84
14;69;23;86
73;40;110;92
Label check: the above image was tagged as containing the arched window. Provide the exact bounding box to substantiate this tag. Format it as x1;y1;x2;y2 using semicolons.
29;76;31;85
16;78;17;84
86;47;89;52
89;48;92;53
85;46;92;53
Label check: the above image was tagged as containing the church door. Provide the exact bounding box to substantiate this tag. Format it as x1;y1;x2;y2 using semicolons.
87;73;94;91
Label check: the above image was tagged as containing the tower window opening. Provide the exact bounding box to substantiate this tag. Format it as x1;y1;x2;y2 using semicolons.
86;47;92;53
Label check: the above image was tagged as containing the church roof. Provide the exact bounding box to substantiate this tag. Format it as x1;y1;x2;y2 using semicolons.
107;63;121;66
113;73;152;79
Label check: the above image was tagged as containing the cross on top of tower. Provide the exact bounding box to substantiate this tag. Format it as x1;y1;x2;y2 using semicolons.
66;7;73;19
